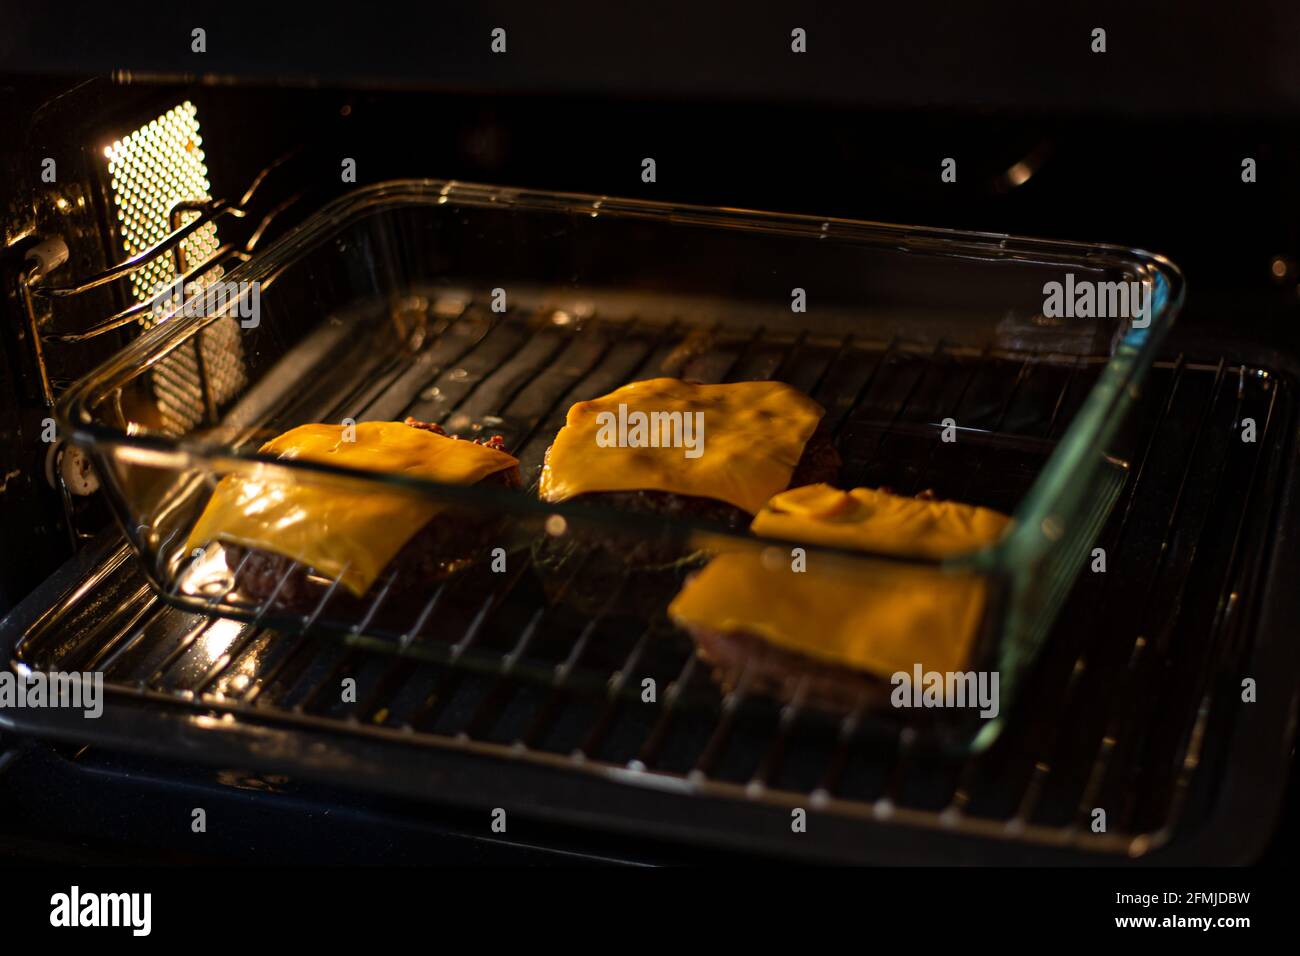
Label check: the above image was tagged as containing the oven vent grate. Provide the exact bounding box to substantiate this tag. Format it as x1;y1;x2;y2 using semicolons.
104;100;245;434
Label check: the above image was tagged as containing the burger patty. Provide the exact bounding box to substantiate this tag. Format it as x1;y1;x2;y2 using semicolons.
224;419;520;613
681;487;953;715
544;429;841;568
687;624;891;715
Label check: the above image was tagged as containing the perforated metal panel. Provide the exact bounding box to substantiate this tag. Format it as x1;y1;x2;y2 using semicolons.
105;100;245;434
105;102;217;303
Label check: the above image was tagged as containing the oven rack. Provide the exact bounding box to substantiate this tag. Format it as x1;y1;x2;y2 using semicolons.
163;300;1082;664
32;149;304;319
5;295;1293;863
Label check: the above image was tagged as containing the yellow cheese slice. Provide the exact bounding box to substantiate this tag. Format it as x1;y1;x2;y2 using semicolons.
751;484;1011;559
669;486;1011;679
538;378;825;514
185;421;518;596
668;551;988;677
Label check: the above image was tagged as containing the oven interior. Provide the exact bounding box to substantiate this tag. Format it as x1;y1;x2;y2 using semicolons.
2;77;1299;864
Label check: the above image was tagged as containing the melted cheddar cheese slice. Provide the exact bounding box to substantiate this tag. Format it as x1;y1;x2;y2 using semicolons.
185;422;518;597
669;552;989;677
669;486;1011;679
751;484;1011;559
538;378;824;514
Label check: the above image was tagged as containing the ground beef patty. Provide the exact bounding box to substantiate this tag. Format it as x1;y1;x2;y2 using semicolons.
540;428;841;569
224;418;520;615
686;625;892;714
679;488;965;716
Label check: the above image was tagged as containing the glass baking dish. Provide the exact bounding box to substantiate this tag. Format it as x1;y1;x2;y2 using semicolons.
55;179;1183;752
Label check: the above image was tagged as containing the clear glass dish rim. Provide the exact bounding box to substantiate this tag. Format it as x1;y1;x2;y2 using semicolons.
55;177;1187;575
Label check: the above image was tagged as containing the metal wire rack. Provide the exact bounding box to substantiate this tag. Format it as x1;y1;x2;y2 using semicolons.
8;293;1289;862
162;297;1108;645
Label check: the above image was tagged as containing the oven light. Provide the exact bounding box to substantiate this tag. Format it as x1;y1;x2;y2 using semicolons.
1006;160;1034;187
104;102;217;311
104;100;246;435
